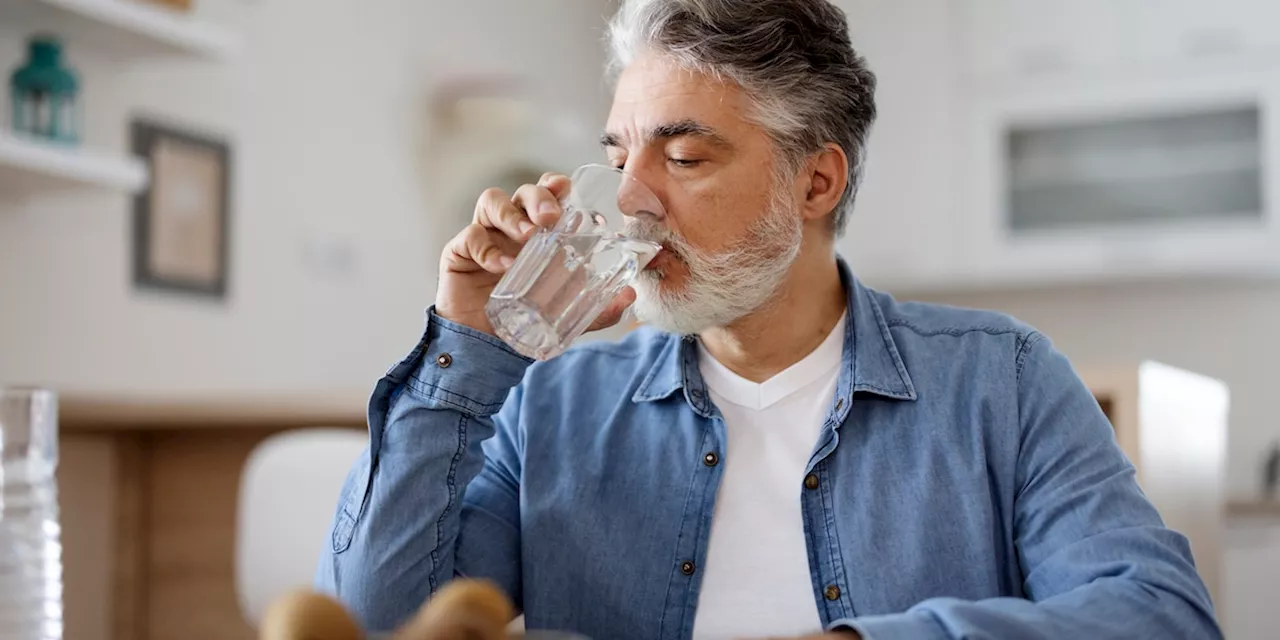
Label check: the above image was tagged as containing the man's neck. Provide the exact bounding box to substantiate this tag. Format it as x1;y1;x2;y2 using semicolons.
698;251;846;384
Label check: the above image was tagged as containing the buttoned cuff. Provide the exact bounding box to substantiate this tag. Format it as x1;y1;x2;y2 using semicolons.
388;308;533;417
830;611;947;640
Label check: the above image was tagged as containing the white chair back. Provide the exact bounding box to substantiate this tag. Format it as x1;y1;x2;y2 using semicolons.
235;428;368;626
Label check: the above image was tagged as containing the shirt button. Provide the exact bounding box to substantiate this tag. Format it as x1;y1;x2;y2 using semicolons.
835;398;845;412
703;452;719;467
680;561;696;576
824;584;841;601
804;473;819;490
436;353;453;368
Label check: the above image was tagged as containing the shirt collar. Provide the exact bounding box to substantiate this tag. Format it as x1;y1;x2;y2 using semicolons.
631;257;918;410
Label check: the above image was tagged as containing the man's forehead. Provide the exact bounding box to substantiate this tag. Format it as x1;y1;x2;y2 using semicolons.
606;55;748;146
611;54;738;106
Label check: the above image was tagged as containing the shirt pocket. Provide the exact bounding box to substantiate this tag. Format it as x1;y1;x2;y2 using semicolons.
331;449;372;554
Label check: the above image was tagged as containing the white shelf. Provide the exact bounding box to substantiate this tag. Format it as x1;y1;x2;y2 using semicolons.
0;132;149;195
0;0;241;60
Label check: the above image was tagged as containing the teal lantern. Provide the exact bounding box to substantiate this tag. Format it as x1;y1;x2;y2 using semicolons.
9;36;80;145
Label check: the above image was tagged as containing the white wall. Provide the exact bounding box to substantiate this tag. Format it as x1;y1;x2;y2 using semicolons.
0;0;615;396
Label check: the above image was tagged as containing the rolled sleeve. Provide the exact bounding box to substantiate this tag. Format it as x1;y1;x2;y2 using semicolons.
832;611;947;640
394;309;534;417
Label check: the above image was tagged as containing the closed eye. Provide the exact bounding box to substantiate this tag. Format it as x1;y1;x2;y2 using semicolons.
669;158;701;168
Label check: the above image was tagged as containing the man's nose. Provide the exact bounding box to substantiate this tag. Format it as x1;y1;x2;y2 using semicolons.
617;169;666;222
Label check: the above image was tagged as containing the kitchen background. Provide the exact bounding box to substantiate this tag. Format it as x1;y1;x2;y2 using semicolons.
0;0;1277;638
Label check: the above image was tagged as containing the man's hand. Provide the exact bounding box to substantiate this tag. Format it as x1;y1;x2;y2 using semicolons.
435;172;636;338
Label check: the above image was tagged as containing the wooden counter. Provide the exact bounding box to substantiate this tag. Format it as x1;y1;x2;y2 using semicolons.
58;393;367;640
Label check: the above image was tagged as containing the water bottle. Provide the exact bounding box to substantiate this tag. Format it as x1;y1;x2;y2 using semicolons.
0;388;63;640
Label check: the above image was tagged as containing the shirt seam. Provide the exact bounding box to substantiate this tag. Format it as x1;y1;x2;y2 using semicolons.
1011;331;1045;514
886;319;1031;340
428;412;469;594
1014;331;1046;386
404;375;509;413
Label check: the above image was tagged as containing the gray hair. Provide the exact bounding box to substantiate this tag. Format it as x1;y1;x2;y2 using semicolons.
607;0;877;234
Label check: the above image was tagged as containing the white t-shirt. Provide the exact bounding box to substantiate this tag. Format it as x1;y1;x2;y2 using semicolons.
690;312;847;640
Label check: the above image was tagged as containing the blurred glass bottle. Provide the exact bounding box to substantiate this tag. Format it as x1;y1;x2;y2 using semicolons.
9;36;80;145
0;388;63;640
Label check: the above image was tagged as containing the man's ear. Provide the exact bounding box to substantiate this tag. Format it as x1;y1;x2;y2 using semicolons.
801;143;849;224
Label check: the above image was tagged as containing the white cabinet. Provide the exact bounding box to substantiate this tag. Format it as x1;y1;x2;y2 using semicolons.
842;0;1280;294
961;0;1127;80
961;0;1280;82
896;0;1280;294
1131;0;1280;66
956;69;1280;288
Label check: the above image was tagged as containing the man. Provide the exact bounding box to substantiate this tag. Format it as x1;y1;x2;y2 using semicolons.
317;1;1220;638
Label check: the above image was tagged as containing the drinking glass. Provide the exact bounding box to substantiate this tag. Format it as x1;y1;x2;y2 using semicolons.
486;164;663;360
0;388;63;640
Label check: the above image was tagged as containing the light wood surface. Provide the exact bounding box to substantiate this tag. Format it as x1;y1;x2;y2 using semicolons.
60;392;367;431
146;430;274;640
1226;500;1280;518
58;395;366;640
59;436;118;640
112;435;149;640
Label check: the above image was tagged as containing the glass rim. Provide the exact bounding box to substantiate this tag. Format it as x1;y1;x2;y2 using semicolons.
569;163;667;219
0;387;57;401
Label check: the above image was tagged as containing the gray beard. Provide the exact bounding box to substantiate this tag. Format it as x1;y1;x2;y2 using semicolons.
627;194;803;335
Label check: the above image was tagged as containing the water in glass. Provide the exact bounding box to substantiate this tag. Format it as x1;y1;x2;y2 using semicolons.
486;165;662;360
0;389;63;640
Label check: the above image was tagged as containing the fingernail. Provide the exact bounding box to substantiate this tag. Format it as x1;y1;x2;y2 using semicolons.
519;220;536;234
499;255;516;268
538;200;560;215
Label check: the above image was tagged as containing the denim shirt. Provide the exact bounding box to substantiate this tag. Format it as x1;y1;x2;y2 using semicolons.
315;259;1219;640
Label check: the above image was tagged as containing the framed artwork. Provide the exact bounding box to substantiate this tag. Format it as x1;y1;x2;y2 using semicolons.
131;118;231;299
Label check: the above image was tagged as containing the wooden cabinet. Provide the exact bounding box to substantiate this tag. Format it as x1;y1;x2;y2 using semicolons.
57;395;366;640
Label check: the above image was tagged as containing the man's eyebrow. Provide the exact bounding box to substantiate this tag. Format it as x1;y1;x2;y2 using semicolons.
599;119;733;149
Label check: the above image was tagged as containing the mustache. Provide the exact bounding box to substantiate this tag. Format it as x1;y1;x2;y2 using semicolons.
624;219;689;261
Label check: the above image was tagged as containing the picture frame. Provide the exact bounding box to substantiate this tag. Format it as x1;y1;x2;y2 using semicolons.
131;118;232;299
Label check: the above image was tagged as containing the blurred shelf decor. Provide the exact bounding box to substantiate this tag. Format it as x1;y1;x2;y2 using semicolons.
0;129;147;194
0;0;241;61
10;35;80;144
130;117;231;299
